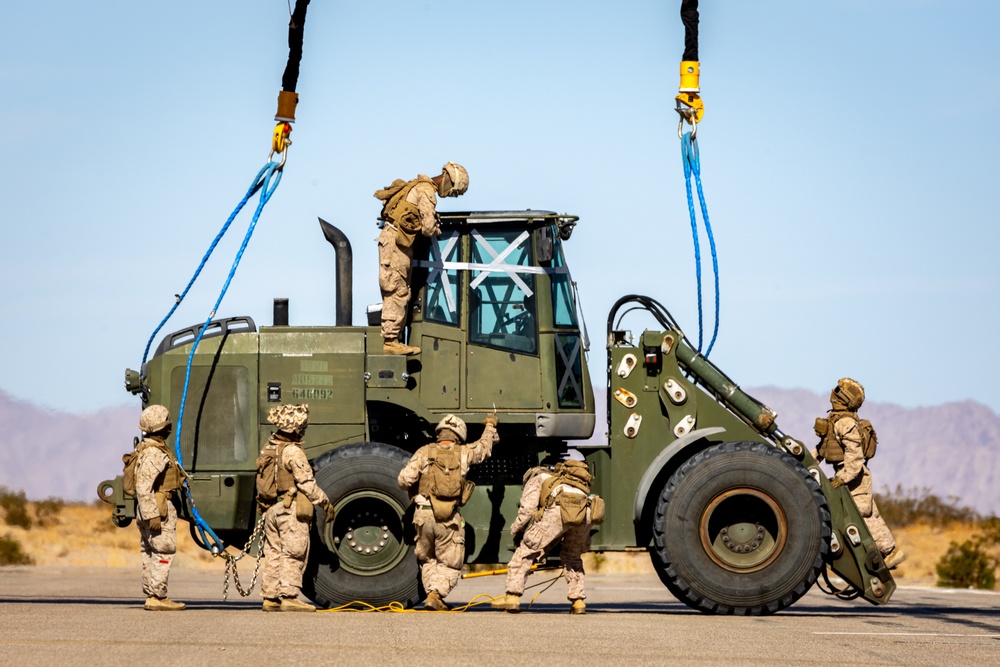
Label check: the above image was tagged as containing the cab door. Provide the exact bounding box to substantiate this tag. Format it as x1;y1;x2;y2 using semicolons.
465;227;542;409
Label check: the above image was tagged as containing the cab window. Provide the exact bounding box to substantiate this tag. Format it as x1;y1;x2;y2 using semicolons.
549;232;578;328
424;231;461;326
468;228;537;354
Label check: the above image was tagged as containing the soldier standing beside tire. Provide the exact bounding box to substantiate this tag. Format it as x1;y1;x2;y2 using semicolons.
134;405;186;611
492;450;604;615
397;413;499;610
256;404;336;612
373;162;469;356
813;378;906;569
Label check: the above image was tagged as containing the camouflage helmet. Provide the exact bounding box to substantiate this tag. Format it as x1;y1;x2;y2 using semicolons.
267;403;309;435
139;404;171;434
435;414;468;443
831;378;865;410
439;162;469;198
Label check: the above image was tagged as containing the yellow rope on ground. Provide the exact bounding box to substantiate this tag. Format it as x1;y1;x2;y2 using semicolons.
316;572;564;614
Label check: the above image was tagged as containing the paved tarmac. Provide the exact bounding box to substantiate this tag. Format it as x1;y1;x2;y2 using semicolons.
1;566;998;666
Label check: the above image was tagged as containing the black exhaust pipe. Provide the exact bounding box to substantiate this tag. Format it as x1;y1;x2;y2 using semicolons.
318;217;353;326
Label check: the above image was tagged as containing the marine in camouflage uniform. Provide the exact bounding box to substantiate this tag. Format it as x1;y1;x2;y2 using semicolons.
493;453;594;615
134;405;186;611
256;404;335;612
397;413;499;610
374;162;469;356
812;378;906;569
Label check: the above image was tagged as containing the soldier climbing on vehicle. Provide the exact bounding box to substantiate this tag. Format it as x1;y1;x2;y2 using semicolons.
374;162;469;355
812;378;906;570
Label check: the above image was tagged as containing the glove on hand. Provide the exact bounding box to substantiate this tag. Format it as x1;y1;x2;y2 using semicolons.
829;477;845;489
483;414;499;427
147;516;162;532
321;500;336;524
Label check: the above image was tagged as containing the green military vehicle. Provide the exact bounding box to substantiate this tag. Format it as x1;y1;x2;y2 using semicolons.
99;211;894;614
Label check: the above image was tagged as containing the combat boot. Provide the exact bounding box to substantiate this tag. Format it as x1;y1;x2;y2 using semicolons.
144;596;186;611
423;591;450;611
280;597;316;612
262;598;281;612
383;338;421;356
884;547;908;570
569;599;586;615
490;593;521;613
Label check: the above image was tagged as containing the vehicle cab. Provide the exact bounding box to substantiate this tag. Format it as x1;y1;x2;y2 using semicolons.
392;210;595;440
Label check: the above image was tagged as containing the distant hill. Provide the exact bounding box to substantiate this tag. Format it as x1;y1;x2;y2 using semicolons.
0;391;136;503
2;387;998;515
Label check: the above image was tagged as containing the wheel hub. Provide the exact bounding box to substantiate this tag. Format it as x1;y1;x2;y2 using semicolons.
700;487;787;573
323;490;407;576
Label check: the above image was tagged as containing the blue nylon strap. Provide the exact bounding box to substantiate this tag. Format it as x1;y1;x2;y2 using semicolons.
681;131;720;357
141;164;275;367
141;161;282;553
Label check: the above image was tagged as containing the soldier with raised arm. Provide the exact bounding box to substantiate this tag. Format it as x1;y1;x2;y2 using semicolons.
397;413;499;610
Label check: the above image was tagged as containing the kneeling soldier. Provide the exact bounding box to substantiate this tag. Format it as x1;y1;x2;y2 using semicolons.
493;451;604;614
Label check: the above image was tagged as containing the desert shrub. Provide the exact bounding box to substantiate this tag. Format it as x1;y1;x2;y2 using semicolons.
877;485;980;528
0;487;32;529
0;532;33;566
34;497;64;527
936;537;997;589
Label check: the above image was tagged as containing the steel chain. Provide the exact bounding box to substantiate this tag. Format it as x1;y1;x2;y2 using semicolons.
222;516;267;601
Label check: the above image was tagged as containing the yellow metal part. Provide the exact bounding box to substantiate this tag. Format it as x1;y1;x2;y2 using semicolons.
676;61;704;129
675;93;704;124
275;90;298;123
679;60;700;92
271;122;292;155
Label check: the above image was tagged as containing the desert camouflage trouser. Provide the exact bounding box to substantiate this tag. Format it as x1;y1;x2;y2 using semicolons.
378;225;413;340
138;501;177;599
413;506;465;598
506;505;591;600
261;501;311;600
844;464;897;556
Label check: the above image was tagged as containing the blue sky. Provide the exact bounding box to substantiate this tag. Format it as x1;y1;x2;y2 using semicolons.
2;1;999;414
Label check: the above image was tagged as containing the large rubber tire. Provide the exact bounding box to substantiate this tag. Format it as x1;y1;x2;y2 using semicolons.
651;441;830;615
302;442;421;608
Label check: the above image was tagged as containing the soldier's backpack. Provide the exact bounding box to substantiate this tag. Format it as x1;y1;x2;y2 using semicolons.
373;177;434;248
122;437;141;498
815;413;878;461
419;445;472;521
122;438;184;499
255;440;294;508
537;460;599;527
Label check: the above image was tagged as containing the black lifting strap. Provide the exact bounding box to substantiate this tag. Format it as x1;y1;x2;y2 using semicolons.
281;0;311;93
680;0;699;62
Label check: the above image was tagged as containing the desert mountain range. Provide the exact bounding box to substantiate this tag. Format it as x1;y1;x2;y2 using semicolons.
1;387;997;515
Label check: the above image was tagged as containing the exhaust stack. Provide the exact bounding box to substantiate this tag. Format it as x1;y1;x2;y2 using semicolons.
318;217;353;326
